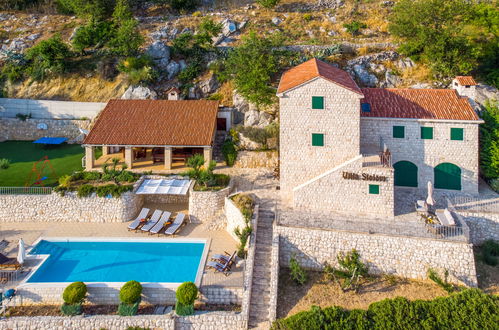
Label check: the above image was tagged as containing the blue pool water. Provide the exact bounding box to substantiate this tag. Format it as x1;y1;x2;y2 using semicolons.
27;240;205;283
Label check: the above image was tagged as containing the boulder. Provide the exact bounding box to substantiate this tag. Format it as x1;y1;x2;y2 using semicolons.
384;70;402;88
410;83;432;89
396;58;415;70
146;41;170;60
188;86;202;99
233;91;250;113
199;75;220;97
353;64;378;87
179;60;187;71
166;61;180;79
271;17;282;26
475;84;499;105
244;109;260;127
121;86;158;99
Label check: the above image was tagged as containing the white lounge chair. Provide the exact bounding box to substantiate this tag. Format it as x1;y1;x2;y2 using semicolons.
164;213;186;235
149;211;172;235
141;210;163;232
436;208;456;226
127;208;150;231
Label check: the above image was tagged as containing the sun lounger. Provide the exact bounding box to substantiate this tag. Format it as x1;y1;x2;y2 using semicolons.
0;253;21;270
127;208;150;231
206;252;236;276
164;213;186;235
211;251;232;263
149;211;172;235
140;210;163;232
436;208;456;226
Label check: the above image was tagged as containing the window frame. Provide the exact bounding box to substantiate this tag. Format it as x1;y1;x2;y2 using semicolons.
311;133;325;147
311;96;325;110
369;184;380;195
420;127;433;140
450;128;464;141
392;126;405;139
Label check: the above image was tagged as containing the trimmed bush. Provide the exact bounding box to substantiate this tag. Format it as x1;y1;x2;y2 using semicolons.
176;282;198;305
61;303;82;316
62;282;87;305
77;184;95;197
0;158;11;170
119;280;142;305
221;139;238;166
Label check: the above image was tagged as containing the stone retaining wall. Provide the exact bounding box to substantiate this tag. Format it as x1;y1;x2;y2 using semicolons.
0;118;91;143
268;219;280;323
234;150;278;169
240;204;259;324
277;225;478;287
459;212;499;244
176;312;246;330
0;191;142;223
224;195;248;242
143;194;189;205
188;180;233;223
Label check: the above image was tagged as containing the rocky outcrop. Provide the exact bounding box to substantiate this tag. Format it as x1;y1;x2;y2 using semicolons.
121;86;158;99
145;41;171;71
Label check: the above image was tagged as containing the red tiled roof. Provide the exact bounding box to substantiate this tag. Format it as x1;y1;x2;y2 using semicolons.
455;76;477;86
360;88;479;121
277;58;363;95
83;99;219;146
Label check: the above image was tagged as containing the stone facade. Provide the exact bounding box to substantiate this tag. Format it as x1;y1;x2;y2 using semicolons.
361;118;480;195
0;118;91;143
279;77;364;197
240;204;258;324
293;155;394;217
234;151;278;169
188;180;233;223
268;220;280;323
458;212;499;244
224;196;249;242
277;225;478;287
0;191;142;223
176;312;246;330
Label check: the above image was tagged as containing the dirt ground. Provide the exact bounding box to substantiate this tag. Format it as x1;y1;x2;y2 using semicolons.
277;270;449;318
475;249;499;295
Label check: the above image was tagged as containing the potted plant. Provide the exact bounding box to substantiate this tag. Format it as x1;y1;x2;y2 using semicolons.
175;282;198;316
61;281;87;316
118;280;142;316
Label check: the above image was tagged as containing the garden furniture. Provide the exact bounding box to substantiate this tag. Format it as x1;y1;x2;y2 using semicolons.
127;208;150;231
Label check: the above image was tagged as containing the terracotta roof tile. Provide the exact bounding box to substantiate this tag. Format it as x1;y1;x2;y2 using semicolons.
83;99;219;146
277;58;363;95
360;88;479;121
455;76;477;86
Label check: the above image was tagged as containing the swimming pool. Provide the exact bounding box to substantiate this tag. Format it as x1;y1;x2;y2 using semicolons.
25;238;208;285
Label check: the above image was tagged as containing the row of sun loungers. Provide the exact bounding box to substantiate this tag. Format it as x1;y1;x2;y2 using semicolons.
127;208;187;235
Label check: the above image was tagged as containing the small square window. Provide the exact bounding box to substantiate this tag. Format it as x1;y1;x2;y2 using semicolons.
312;133;324;146
393;126;405;138
312;96;324;109
421;127;433;140
369;184;380;194
361;103;371;113
451;128;464;141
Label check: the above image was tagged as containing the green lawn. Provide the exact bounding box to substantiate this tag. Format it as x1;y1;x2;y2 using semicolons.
0;141;88;187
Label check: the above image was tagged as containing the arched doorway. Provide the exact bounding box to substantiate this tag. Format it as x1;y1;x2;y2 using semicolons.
394;161;418;187
434;163;461;190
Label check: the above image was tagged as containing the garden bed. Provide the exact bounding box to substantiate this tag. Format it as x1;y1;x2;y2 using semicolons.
277;269;448;319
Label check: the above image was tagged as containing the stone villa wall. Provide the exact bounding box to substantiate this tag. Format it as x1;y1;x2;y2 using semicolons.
293;156;394;217
277;225;478;287
224;195;249;242
0;191;142;223
360;118;480;195
279;77;364;198
0;118;91;143
458;211;499;244
234;150;278;169
188;179;233;223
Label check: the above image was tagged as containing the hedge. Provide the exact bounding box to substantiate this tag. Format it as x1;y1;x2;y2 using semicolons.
272;289;499;330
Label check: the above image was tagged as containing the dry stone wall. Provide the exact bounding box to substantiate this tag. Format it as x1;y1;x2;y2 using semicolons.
234;150;278;169
188;180;233;223
224;196;248;242
277;225;478;287
360;118;480;194
458;212;499;244
0;118;91;143
0;191;142;223
293;156;394;217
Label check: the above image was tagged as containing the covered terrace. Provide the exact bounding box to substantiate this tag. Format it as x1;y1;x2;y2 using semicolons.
82;99;219;171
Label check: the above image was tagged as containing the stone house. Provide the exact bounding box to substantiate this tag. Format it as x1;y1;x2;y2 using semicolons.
277;58;483;217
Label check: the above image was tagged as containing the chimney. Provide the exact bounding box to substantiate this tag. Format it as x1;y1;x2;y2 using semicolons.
166;87;181;100
452;76;477;101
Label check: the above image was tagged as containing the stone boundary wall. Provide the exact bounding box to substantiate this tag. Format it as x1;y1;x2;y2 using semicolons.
188;179;233;223
143;193;189;205
458;212;499;245
224;195;248;242
176;311;246;330
277;225;478;287
0;98;106;119
234;150;278;169
0;191;142;223
0;118;92;143
268;218;280;323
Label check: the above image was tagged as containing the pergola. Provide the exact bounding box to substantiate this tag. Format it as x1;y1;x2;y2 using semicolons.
82;99;219;170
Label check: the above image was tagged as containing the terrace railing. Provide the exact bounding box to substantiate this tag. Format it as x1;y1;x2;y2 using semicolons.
0;187;53;195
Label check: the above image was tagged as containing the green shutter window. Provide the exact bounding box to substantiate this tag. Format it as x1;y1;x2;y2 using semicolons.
450;128;464;141
312;133;324;146
312;96;324;109
393;126;405;138
369;184;380;194
421;127;433;140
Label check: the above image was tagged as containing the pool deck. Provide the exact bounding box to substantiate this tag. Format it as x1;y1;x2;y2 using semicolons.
0;220;243;290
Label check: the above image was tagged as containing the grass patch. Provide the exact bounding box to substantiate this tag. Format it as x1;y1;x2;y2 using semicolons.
0;141;101;187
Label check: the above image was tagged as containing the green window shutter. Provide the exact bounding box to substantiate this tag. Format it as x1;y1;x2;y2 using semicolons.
312;133;324;146
369;184;380;194
421;127;433;139
393;126;405;138
450;128;464;141
312;96;324;109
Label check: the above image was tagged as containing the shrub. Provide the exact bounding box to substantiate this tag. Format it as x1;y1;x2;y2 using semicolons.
119;280;142;305
117;56;156;84
289;254;307;285
303;13;312;21
221;139;238;166
56;0;115;20
72;21;114;53
257;0;279;9
343;21;367;36
481;240;499;266
108;19;143;56
332;249;369;292
480;101;499;182
77;184;95;197
234;225;252;258
15;113;31;121
83;171;101;181
58;174;72;188
62;281;87;305
118;301;140;316
428;268;454;293
175;282;198;316
61;303;82;316
169;0;198;11
0;158;11;170
25;34;72;81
